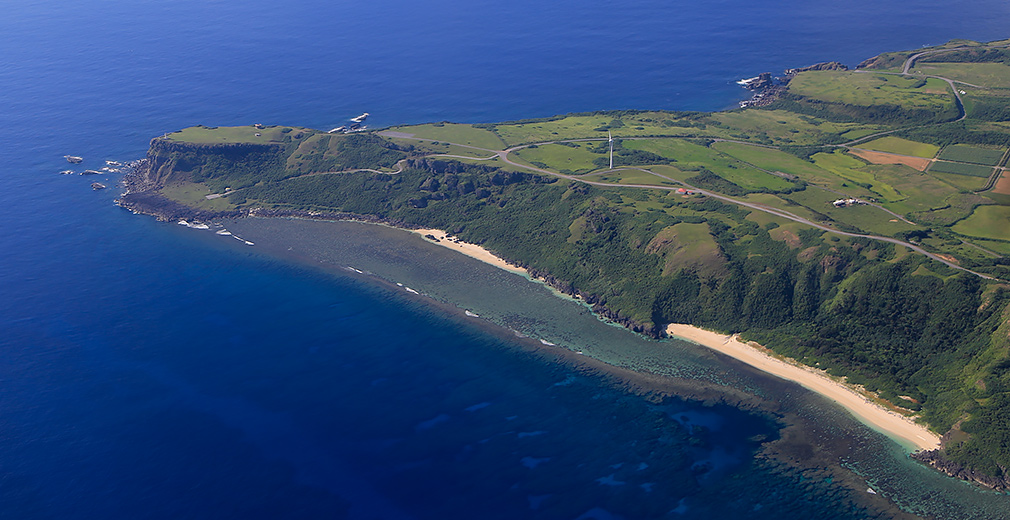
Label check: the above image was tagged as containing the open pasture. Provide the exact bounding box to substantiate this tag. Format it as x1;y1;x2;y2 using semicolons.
929;161;994;177
513;142;603;174
927;170;988;191
384;123;506;150
811;151;902;201
915;62;1010;89
858;136;939;158
624;139;794;191
167;125;308;144
862;164;958;215
937;144;1006;166
953;205;1010;240
788;71;954;110
589;168;680;187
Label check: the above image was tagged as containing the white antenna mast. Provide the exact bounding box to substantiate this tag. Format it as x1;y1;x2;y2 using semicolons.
608;130;614;170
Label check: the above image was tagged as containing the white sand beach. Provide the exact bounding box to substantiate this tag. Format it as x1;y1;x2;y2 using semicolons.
413;229;528;275
666;324;941;451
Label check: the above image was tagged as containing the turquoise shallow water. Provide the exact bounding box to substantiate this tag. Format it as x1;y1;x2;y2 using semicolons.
3;0;1010;518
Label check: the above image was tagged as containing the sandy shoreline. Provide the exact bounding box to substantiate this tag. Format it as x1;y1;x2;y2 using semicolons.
666;324;941;451
413;229;529;275
412;226;940;452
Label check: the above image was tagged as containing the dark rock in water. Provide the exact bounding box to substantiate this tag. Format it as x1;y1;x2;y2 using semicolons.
64;155;83;163
59;170;74;175
80;170;102;176
91;182;106;190
742;72;774;90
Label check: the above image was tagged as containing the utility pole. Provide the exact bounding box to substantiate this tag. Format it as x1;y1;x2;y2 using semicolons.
608;130;613;170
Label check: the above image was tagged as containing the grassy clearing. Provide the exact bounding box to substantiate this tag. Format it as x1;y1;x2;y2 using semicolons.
972;238;1010;255
786;185;917;235
953;205;1010;240
589;168;680;187
513;142;603;174
488;110;860;148
168;125;309;144
864;164;958;214
928;170;988;191
713;141;845;181
385;123;506;150
741;192;829;223
937;144;1006;166
624;139;794;191
929;161;994;177
711;110;866;145
160;181;237;211
915;62;1010;89
812;151;903;200
646;222;725;277
788;71;954;110
859;136;940;158
840;128;884;140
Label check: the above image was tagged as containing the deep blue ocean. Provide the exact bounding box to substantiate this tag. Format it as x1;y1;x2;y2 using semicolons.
3;1;1010;518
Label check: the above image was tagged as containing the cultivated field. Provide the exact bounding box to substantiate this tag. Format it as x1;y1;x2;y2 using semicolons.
858;136;940;158
937;144;1006;166
929;161;994;177
848;149;931;171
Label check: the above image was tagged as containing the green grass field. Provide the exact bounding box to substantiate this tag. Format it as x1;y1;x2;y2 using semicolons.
713;141;835;180
953;205;1010;240
929;161;995;177
623;139;794;191
914;62;1010;89
812;151;903;200
513;142;603;174
859;136;940;158
927;170;988;191
383;123;506;150
937;144;1006;166
589;168;680;187
168;125;310;144
863;164;958;214
788;71;954;110
160;181;237;211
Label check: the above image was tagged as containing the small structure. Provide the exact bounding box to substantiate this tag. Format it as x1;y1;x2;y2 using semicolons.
832;198;866;207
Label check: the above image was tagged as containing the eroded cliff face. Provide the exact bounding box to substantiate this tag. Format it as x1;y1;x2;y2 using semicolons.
117;138;288;220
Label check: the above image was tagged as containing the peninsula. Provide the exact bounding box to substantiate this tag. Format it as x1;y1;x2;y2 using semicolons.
120;38;1010;488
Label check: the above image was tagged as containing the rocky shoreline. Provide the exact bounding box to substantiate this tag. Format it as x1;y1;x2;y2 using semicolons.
912;449;1010;491
738;61;849;108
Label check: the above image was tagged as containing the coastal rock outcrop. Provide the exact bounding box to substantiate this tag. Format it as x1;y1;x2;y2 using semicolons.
912;450;1010;491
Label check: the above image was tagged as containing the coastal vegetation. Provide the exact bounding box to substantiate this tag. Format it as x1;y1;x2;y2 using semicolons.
121;39;1010;487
